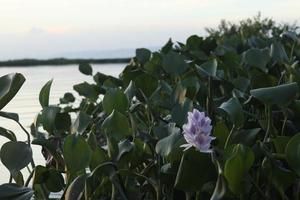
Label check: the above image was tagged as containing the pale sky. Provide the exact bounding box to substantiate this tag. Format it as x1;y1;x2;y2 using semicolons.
0;0;299;59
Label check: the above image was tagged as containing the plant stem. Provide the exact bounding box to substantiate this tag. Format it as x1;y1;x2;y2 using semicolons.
224;125;236;149
206;76;213;119
281;114;287;136
9;174;12;183
17;121;36;168
263;106;271;143
290;42;296;63
25;168;35;187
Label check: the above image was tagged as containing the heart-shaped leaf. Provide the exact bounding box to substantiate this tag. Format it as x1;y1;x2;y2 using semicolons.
0;141;32;173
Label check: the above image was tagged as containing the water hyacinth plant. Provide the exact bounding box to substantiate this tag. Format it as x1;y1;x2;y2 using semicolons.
1;15;300;199
181;109;215;152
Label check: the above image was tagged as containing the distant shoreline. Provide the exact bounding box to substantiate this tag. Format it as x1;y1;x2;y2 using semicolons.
0;58;131;67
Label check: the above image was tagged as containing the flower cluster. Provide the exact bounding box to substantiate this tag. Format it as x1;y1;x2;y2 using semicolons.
181;109;215;152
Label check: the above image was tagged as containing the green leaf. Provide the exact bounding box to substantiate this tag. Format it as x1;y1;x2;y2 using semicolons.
186;35;202;50
218;97;244;127
41;106;61;134
65;174;87;200
272;136;290;154
60;92;75;104
162;51;189;75
282;31;299;43
171;98;192;126
0;73;25;110
0;127;17;141
71;112;91;135
250;82;298;106
196;59;218;77
155;123;185;162
102;110;132;141
55;112;71;132
73;82;99;101
0;184;33;200
232;77;250;92
124;81;135;101
0;141;32;173
117;139;134;161
161;38;173;54
90;147;108;171
243;48;270;72
63;135;92;174
136;48;151;64
39;79;53;108
213;121;229;148
79;63;93;75
175;149;217;191
224;144;254;194
103;88;129;114
0;111;19;122
33;166;65;192
134;73;158;97
32;138;65;170
285;133;300;176
232;128;260;146
270;42;288;63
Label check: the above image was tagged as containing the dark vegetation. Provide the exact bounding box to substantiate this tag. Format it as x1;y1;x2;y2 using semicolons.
0;58;130;67
0;15;300;199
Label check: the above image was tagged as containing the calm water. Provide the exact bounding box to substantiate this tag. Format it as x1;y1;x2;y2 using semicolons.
0;63;125;183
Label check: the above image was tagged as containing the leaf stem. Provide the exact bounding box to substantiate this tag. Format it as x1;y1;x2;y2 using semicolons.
263;106;271;143
281;114;287;136
224;124;236;149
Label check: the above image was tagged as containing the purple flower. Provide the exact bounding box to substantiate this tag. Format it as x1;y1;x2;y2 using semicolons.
181;109;215;152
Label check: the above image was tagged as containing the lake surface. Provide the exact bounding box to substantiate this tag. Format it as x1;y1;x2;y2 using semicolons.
0;63;125;183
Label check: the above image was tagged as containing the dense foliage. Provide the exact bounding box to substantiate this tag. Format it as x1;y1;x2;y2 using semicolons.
0;16;300;199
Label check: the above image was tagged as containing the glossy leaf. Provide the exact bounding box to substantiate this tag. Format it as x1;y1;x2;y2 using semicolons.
65;174;87;200
224;144;254;194
0;127;16;141
0;73;25;110
63;135;92;174
218;97;244;127
250;82;298;106
0;141;32;173
196;59;218;77
41;106;60;134
102;110;132;141
103;88;128;114
162;51;189;75
0;184;33;200
0;111;19;122
71;112;91;135
243;48;270;72
39;79;53;108
155;123;185;162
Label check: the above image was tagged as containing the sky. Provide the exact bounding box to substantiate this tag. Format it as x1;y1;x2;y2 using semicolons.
0;0;299;59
